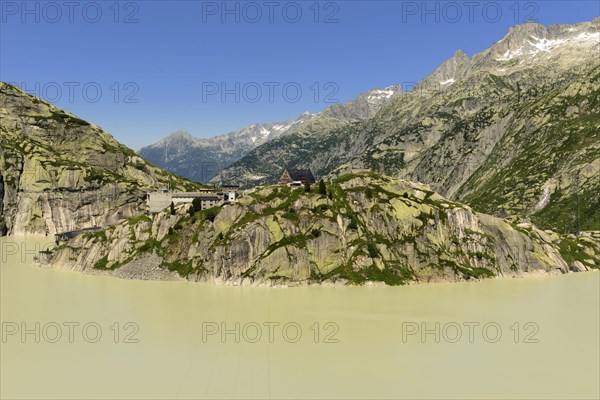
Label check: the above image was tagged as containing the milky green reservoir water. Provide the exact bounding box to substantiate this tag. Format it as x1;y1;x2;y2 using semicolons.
1;238;598;399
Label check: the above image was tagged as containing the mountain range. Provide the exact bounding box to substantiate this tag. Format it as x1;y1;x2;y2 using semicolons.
138;111;315;183
2;18;599;285
138;86;402;183
209;18;600;233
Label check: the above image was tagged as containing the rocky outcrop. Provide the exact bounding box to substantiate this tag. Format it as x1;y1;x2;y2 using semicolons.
415;49;472;93
0;173;5;235
39;172;599;285
0;82;201;236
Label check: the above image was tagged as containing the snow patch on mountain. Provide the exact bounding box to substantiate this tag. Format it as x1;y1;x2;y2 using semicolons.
497;47;525;61
528;36;569;53
575;31;600;41
496;30;600;61
368;88;397;101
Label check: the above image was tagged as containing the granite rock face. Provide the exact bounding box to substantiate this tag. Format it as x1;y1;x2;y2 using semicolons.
0;174;6;235
41;172;599;285
0;82;200;236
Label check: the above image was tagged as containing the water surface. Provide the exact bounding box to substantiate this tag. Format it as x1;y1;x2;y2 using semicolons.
1;238;598;399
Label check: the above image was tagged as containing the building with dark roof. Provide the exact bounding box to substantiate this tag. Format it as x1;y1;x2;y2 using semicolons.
279;169;316;185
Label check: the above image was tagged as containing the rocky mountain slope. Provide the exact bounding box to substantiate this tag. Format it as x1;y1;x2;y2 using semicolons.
140;85;402;183
138;112;315;183
0;82;200;236
212;19;600;233
40;172;599;285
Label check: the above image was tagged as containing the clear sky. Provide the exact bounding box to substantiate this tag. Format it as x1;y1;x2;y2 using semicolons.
1;0;598;150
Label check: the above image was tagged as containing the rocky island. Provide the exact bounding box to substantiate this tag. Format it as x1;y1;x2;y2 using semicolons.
41;170;599;285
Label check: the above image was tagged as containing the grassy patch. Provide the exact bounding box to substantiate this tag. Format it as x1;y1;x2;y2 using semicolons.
558;237;597;269
93;256;126;270
161;260;195;277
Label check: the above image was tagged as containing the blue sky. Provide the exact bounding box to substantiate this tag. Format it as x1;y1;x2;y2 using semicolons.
1;1;598;150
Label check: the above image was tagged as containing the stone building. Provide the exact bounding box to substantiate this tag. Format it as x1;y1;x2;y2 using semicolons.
146;187;238;213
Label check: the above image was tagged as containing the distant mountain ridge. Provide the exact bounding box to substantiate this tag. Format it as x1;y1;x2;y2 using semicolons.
138;85;402;183
138;112;315;183
211;18;600;232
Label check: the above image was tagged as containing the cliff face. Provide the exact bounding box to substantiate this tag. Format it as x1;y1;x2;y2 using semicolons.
0;173;5;235
0;82;200;236
41;172;599;285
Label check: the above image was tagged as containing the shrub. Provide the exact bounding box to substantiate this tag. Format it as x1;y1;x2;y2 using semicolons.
170;202;175;215
192;198;202;213
86;168;105;183
162;260;195;277
319;179;327;195
282;208;298;221
348;217;358;230
204;207;219;222
367;242;378;258
94;256;109;270
304;181;311;193
138;238;161;253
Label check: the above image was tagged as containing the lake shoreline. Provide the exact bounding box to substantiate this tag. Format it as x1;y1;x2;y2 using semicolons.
32;249;598;288
1;234;594;288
